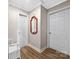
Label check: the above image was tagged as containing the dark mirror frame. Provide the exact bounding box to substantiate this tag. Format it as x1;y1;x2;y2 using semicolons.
30;16;38;34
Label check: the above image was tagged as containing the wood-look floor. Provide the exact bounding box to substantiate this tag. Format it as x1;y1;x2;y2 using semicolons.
20;46;69;59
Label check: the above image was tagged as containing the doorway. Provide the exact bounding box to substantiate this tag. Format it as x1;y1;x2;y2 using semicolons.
18;14;28;48
47;8;70;54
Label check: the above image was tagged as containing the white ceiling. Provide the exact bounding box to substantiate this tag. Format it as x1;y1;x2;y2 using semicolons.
9;0;67;12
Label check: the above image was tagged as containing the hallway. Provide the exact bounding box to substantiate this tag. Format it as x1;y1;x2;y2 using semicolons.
8;0;70;59
20;46;69;59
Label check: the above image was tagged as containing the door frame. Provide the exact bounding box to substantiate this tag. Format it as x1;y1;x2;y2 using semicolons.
47;6;70;48
17;13;29;48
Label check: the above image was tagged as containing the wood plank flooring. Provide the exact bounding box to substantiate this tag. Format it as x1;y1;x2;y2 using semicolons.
20;46;69;59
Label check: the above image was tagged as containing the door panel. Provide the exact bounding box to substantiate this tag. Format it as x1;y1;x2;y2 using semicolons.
49;8;70;54
19;15;28;48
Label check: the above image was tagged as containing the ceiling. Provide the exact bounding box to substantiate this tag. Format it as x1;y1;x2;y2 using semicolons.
9;0;67;12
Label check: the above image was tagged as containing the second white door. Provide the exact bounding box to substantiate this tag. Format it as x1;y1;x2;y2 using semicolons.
18;15;28;48
48;8;70;54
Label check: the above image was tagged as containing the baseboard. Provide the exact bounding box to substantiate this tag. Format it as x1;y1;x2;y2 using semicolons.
60;50;70;55
27;44;41;53
27;44;46;53
55;49;70;55
40;46;47;53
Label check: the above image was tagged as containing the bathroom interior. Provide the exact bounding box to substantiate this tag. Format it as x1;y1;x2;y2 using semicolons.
8;0;70;59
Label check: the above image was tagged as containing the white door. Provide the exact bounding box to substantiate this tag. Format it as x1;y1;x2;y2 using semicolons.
48;8;70;54
18;15;28;48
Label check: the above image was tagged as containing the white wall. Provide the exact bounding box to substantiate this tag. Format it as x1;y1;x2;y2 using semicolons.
41;6;47;49
28;6;48;52
8;5;28;44
28;6;41;49
8;6;18;43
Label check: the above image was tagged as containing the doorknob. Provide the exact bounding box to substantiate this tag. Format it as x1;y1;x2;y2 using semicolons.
18;32;21;34
48;32;52;34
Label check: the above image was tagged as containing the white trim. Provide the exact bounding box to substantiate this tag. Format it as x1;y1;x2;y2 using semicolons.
57;50;69;55
27;44;41;53
62;51;69;55
27;44;46;53
40;46;47;53
47;13;50;48
48;5;70;15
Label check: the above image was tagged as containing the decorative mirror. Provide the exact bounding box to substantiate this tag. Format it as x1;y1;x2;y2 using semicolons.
30;16;38;34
